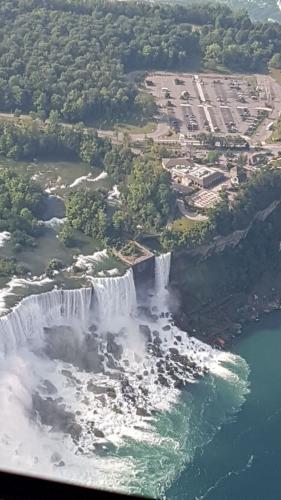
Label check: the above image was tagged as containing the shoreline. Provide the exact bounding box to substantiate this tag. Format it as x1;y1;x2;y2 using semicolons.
173;268;281;350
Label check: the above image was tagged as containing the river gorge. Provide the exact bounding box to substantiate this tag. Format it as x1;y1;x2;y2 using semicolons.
0;253;249;498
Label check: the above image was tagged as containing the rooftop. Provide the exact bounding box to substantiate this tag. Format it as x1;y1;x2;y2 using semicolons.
189;166;216;179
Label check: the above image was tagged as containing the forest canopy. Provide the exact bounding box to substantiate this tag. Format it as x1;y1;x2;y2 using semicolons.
0;0;281;123
0;169;45;251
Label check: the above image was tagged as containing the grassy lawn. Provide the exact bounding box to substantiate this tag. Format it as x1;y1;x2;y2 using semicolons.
171;217;197;233
270;68;281;86
116;121;157;134
202;64;231;75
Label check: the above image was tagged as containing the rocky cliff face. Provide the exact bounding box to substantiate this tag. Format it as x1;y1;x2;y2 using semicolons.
170;201;281;344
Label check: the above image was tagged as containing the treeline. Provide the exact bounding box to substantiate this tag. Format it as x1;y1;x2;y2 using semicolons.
59;153;174;247
0;118;146;182
0;1;281;123
0;169;45;251
0;119;111;166
161;168;281;251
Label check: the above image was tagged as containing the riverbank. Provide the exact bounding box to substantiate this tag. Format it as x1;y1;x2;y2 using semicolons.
173;267;281;349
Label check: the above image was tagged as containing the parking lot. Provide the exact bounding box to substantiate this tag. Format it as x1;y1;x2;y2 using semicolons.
145;72;281;141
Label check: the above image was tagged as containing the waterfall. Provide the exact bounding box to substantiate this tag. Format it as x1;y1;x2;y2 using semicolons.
92;269;136;324
0;288;93;355
154;253;171;299
0;269;137;356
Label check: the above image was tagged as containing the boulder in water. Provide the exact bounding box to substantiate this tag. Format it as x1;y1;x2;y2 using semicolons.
50;452;63;464
93;428;105;438
106;333;123;360
87;382;106;394
105;387;117;399
139;324;152;342
41;380;57;395
158;374;169;387
162;324;171;331
88;324;98;333
136;407;150;417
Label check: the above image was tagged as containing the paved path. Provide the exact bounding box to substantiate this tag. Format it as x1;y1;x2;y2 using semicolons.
194;75;215;133
177;199;208;221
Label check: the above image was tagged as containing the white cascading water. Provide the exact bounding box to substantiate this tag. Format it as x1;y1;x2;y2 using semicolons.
92;269;137;326
155;253;171;293
0;254;249;497
0;269;136;356
0;287;93;356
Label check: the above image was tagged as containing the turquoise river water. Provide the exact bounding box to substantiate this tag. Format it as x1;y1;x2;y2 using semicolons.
167;311;281;500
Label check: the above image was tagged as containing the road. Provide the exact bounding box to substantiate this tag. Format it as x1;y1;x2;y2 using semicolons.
177;199;208;221
0;109;280;156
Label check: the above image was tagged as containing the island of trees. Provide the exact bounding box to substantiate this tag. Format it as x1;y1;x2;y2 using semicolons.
0;117;281;262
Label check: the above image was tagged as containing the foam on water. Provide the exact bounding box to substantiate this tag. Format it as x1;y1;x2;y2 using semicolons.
0;253;250;496
74;250;108;273
0;275;53;315
0;231;11;247
69;171;108;188
39;217;66;230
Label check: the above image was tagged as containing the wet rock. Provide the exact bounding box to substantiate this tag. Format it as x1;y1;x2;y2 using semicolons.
139;324;152;342
106;387;117;399
140;387;149;396
107;371;122;381
51;452;62;464
95;394;107;406
162;325;171;331
65;422;82;442
41;380;57;395
89;324;98;333
153;337;162;346
55;461;65;467
158;374;169;387
121;380;136;404
106;333;123;361
134;425;145;431
33;393;80;442
93;428;105;438
112;405;123;414
87;382;106;394
174;380;183;389
169;347;179;357
136;407;150;417
106;353;118;369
